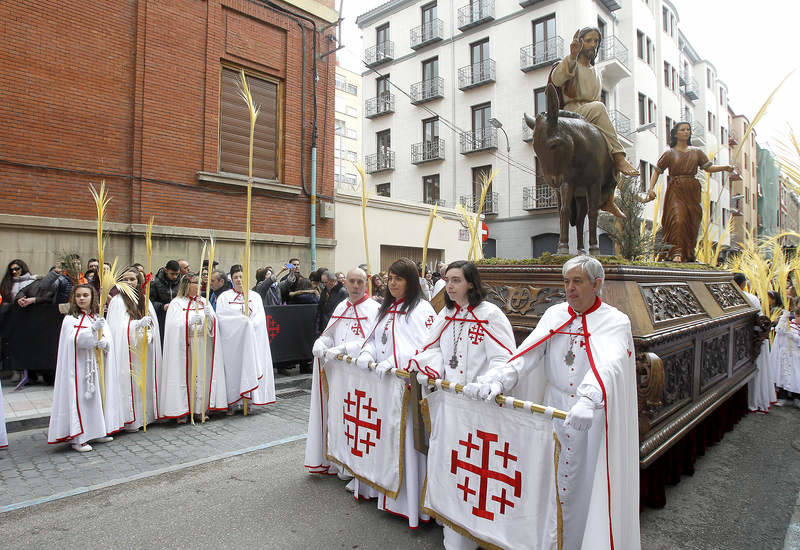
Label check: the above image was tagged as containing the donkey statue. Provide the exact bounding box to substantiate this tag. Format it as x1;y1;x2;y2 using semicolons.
524;84;616;255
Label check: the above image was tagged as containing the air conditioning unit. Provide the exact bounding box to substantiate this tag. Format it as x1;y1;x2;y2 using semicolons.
320;201;335;219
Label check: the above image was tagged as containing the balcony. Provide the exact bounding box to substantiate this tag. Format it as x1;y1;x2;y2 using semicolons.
365;150;395;174
522;119;534;142
410;19;444;50
608;109;633;146
410;77;444;104
424;198;447;207
519;0;544;6
411;139;446;164
682;77;699;101
459;192;499;215
523;181;558;210
691;121;706;146
365;94;394;118
364;42;394;67
597;35;631;87
460;127;498;154
458;59;496;90
520;37;564;72
457;0;494;31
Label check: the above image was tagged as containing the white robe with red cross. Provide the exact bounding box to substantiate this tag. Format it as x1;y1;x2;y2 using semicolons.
106;295;162;430
305;295;380;491
481;298;640;550
216;289;275;407
157;296;228;419
48;312;121;445
360;297;436;528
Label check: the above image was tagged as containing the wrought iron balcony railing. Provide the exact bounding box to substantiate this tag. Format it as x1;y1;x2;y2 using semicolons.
520;37;564;72
458;59;496;90
523;181;558;210
682;77;699;101
598;35;629;70
365;150;395;173
410;77;444;104
522;119;534;142
410;19;444;49
608;109;632;140
457;0;494;31
459;127;498;154
411;138;445;164
423;198;447;207
365;93;395;118
691;121;706;144
459;192;499;215
364;42;394;67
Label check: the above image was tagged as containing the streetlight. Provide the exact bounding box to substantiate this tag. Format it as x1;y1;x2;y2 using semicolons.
489;117;510;218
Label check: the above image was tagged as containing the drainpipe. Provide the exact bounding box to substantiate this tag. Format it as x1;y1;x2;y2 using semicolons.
311;129;318;271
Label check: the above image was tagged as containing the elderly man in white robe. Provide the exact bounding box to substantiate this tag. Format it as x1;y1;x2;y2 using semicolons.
465;256;640;550
305;267;381;499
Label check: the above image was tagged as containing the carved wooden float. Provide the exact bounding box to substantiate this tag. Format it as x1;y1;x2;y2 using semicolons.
476;263;758;468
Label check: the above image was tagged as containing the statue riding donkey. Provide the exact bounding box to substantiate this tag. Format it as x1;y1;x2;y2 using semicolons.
524;27;638;256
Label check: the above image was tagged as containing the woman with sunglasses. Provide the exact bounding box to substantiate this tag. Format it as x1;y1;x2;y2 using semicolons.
355;258;436;529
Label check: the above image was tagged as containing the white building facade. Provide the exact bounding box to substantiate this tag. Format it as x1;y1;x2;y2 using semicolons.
355;0;733;259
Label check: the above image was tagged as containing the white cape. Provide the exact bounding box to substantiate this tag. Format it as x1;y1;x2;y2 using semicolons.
773;311;800;394
48;313;122;444
216;289;275;406
107;295;162;430
748;339;776;413
157;296;228;419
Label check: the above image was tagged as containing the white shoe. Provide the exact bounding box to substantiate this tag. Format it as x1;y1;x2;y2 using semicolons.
775;399;788;407
94;436;114;443
793;399;800;409
72;443;93;452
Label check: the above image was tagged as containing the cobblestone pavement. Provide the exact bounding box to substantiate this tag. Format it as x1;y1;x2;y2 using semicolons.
0;390;311;511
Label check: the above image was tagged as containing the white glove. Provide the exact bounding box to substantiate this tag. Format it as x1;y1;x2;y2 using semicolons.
204;304;214;317
478;381;504;402
565;396;596;432
95;338;110;351
135;316;153;330
462;382;483;400
416;371;432;386
92;317;106;331
189;314;204;327
324;345;345;361
355;353;373;371
312;340;327;359
374;360;393;379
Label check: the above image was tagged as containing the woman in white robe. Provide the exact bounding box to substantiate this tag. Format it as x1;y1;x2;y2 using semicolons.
47;284;119;452
157;273;227;422
216;265;275;413
106;267;162;432
355;258;436;529
411;261;517;550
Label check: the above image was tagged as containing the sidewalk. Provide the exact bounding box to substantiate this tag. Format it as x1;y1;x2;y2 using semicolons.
2;371;311;432
0;388;312;511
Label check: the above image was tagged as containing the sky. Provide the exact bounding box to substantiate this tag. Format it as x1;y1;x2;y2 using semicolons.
334;0;800;151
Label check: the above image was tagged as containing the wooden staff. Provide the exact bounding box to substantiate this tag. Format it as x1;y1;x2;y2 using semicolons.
190;243;207;425
201;235;215;423
89;182;111;408
139;217;154;431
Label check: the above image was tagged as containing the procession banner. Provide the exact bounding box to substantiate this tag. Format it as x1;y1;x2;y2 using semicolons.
422;390;564;550
323;359;409;498
263;304;315;363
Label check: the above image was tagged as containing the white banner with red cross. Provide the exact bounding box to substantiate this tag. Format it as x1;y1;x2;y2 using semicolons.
324;359;409;498
422;390;562;550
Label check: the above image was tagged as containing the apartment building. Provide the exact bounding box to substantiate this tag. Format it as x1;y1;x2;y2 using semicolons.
355;0;733;259
778;177;800;248
335;65;364;192
728;111;758;245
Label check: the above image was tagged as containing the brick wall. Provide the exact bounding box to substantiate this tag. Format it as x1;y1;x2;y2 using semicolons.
0;0;336;242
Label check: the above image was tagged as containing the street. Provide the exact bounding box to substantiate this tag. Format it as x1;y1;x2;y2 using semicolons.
1;391;799;549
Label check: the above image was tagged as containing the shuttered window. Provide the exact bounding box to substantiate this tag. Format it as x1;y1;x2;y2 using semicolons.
220;67;279;181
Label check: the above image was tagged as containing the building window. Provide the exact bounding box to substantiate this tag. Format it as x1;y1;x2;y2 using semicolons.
672;68;678;92
377;23;390;55
423;174;440;204
646;37;653;66
422;116;440;160
422;57;439;85
707;68;713;89
534;87;546;115
219;67;280;181
471;102;492;147
665;116;673;141
720;87;726;105
422;1;437;31
664;62;671;89
335;119;345;136
376;183;391;197
470;38;490;81
639;161;648;192
346;127;357;140
662;7;669;32
670;14;676;37
707;111;714;132
346;105;357;117
376;74;390;99
638;93;646;126
637;31;645;60
648;98;656;124
472;165;492;197
532;14;557;57
377;129;391;159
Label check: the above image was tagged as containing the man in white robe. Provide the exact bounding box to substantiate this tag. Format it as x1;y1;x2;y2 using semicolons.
216;268;276;411
466;256;640;550
733;273;775;412
305;267;381;499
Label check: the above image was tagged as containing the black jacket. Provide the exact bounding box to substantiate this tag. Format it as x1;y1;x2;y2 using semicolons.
317;282;348;333
149;268;180;313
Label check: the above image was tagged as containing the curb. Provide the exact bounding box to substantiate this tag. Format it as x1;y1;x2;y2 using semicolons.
5;373;312;434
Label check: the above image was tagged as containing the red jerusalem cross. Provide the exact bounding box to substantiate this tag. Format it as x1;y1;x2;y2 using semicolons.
450;430;522;520
468;324;484;344
266;315;280;343
342;389;382;457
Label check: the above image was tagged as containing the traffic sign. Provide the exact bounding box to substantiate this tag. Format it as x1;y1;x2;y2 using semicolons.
481;222;489;242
